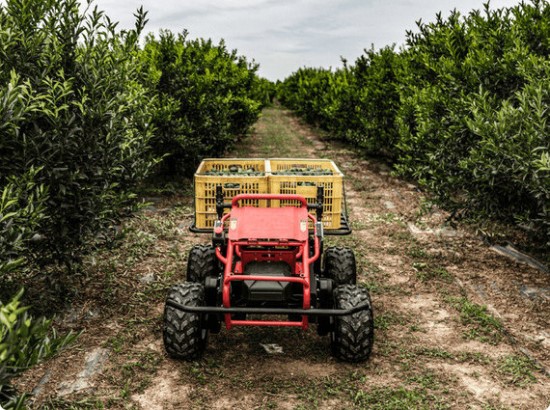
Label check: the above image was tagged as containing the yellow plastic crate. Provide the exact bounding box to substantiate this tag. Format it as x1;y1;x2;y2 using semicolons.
194;158;269;229
268;159;344;229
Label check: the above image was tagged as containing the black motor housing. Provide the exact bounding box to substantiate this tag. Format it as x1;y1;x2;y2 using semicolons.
242;261;293;303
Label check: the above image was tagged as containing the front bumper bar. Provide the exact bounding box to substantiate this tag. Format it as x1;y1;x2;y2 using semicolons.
166;300;369;317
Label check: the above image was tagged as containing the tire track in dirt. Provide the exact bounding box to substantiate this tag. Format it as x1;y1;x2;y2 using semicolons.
17;106;549;409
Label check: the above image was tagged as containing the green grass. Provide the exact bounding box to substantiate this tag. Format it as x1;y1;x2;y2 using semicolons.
375;311;408;331
414;264;453;282
455;351;492;364
446;297;504;344
497;355;538;386
407;372;441;389
481;402;512;410
415;347;455;360
41;398;106;409
352;386;450;410
192;370;453;410
407;244;427;258
408;347;492;366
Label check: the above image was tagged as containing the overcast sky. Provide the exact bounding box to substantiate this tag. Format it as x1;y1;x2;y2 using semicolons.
93;0;521;80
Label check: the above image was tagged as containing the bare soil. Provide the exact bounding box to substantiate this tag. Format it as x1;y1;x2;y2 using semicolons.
16;106;550;409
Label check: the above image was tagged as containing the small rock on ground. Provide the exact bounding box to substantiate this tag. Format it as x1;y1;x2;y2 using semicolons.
383;200;396;210
57;348;109;397
519;285;550;301
140;272;157;285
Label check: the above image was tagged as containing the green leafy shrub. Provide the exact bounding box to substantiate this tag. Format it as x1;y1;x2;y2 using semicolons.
338;47;401;156
0;169;47;279
465;79;550;239
396;3;549;242
277;49;402;158
278;1;550;244
278;67;344;130
0;0;157;271
141;30;263;176
253;77;277;106
0;290;76;409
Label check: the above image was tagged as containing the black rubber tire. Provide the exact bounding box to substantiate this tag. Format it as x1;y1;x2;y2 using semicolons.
324;247;357;285
187;244;217;283
163;282;208;360
330;284;374;362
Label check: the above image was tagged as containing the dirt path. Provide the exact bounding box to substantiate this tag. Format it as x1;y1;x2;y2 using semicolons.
18;107;549;409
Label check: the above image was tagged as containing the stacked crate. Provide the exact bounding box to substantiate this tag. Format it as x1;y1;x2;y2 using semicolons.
193;158;343;230
268;159;343;229
194;159;268;229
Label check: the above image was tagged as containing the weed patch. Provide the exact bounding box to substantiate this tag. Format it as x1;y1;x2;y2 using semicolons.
414;264;453;282
352;386;450;410
446;297;504;344
375;311;408;331
497;355;538;387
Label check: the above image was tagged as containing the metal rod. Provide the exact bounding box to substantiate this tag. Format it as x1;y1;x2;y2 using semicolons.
165;300;370;316
230;320;303;327
225;274;307;283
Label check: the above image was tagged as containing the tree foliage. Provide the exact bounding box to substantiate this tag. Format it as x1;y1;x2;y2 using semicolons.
278;1;550;243
0;0;271;275
0;290;76;409
141;30;264;176
0;0;156;272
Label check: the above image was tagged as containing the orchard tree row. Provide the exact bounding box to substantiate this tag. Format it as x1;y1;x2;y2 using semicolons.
278;1;550;246
0;0;272;281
